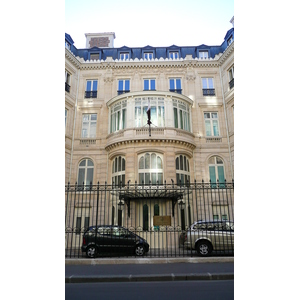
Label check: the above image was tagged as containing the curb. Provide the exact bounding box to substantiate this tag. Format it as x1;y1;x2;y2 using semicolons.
65;273;234;283
65;257;234;265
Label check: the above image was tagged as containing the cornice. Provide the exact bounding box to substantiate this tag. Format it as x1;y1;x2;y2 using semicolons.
65;48;82;69
105;138;196;152
217;42;234;66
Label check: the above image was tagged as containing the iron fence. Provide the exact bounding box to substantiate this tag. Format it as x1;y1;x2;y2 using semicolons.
65;180;234;258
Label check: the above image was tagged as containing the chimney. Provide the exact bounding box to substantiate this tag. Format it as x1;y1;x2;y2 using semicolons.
85;32;116;48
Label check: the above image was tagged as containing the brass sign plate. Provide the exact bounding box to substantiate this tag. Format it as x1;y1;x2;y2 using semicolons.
153;216;171;226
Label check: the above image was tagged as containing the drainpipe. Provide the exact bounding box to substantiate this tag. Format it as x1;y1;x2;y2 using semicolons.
68;68;80;183
219;66;233;179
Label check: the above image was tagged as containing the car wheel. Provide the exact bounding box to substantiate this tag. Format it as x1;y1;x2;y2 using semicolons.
86;245;97;258
135;245;145;256
196;240;212;257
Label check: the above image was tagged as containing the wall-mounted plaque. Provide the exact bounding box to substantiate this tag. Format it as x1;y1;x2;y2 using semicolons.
153;216;171;226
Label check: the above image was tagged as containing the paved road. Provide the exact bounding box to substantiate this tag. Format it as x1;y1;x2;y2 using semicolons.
65;280;234;300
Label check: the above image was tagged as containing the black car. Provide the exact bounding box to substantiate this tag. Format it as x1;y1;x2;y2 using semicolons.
82;225;150;258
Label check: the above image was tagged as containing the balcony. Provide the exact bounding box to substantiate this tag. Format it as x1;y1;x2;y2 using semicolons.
85;91;97;98
169;89;182;94
202;89;215;96
65;82;70;93
117;90;130;96
229;78;234;89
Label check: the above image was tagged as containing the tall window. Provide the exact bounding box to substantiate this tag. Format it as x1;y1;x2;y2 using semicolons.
169;78;182;94
85;80;98;98
208;156;225;187
78;159;94;185
135;97;164;127
120;52;129;60
176;155;190;185
199;51;208;59
110;100;127;133
202;78;215;96
65;109;68;132
112;156;126;187
204;112;219;136
143;204;149;231
118;79;130;95
144;79;156;91
82;114;97;138
65;71;70;92
228;66;234;89
169;51;179;59
173;100;190;132
138;153;163;184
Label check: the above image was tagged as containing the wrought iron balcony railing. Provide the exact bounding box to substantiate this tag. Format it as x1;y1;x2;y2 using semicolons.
65;82;70;93
169;89;182;94
229;78;234;89
85;91;97;98
117;90;130;95
202;89;215;96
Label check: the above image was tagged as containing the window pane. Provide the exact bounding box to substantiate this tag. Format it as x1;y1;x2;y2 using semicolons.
151;153;156;169
157;173;163;184
176;79;181;89
87;159;93;166
86;81;91;91
174;108;178;128
144;80;149;90
205;120;211;136
122;158;125;171
151;173;156;183
208;78;213;88
213;120;219;136
157;156;162;169
202;78;207;89
139;157;144;169
92;80;98;91
176;157;179;170
150;79;155;90
209;166;216;183
170;79;174;89
118;80;123;91
139;173;144;184
125;80;130;90
217;166;225;183
78;168;85;184
145;173;150;184
145;153;150;169
86;168;93;184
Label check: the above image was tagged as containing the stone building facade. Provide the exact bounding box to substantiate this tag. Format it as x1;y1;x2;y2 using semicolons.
65;24;234;233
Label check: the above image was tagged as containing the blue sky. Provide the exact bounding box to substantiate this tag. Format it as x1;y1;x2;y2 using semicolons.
65;0;234;48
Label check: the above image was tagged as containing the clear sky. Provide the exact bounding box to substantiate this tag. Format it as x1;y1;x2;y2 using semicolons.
65;0;234;49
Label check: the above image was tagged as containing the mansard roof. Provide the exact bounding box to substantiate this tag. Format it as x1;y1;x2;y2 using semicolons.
66;28;234;61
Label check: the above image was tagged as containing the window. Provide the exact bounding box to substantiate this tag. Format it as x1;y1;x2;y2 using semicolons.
144;52;153;60
213;205;229;221
204;112;219;136
90;53;99;61
120;52;129;61
169;78;182;94
227;35;233;46
110;100;127;133
143;204;149;231
135;97;165;127
208;156;225;188
144;79;156;91
138;153;163;184
118;79;130;95
199;51;208;59
65;71;70;92
202;78;215;96
169;51;179;59
173;99;190;131
176;155;190;186
77;158;94;185
112;156;126;187
228;66;234;89
75;216;90;235
65;41;70;50
85;80;98;98
65;109;68;132
82;114;97;138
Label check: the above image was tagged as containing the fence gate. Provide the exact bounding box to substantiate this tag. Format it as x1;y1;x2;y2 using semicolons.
65;180;234;258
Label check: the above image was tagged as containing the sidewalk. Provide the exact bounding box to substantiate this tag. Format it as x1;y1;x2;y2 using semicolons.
65;257;234;283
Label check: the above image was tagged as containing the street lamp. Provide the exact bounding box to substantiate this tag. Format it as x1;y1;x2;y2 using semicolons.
178;199;186;230
118;200;124;226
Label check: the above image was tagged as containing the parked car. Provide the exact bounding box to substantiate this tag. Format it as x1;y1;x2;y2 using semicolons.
82;225;150;258
180;220;234;256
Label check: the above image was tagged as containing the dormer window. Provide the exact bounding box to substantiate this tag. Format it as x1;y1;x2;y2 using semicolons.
169;51;179;59
65;41;71;50
90;53;99;61
144;52;153;60
120;52;129;61
199;51;208;59
227;36;233;46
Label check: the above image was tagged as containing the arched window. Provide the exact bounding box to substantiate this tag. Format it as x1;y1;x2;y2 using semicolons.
112;156;126;187
208;156;225;187
176;155;190;186
138;153;163;184
77;158;94;185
